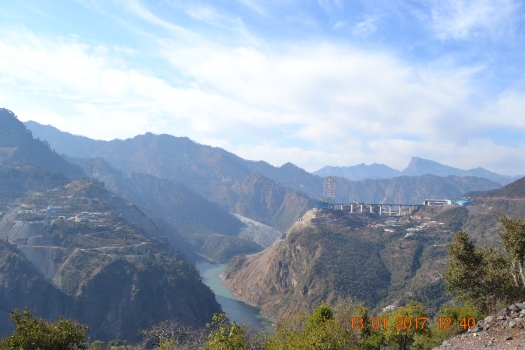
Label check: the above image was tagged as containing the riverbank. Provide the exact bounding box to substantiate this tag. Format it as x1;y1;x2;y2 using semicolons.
195;261;274;331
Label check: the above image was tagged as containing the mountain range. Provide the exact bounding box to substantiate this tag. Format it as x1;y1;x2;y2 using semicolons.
0;111;232;340
314;157;521;185
224;174;525;323
0;108;523;343
25;121;504;207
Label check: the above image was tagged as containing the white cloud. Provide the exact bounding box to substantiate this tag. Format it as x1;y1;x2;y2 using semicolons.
428;0;520;41
2;2;525;175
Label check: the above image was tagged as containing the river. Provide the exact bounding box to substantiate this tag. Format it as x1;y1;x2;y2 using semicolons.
196;261;274;331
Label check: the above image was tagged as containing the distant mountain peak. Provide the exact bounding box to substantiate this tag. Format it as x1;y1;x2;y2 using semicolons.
402;157;462;177
313;163;401;181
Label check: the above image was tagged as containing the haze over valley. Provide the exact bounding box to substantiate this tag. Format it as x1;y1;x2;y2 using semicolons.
2;1;525;348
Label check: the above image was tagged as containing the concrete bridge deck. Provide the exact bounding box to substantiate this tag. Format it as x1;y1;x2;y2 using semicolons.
348;203;423;215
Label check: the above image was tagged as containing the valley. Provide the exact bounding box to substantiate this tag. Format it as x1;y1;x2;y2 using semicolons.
1;108;525;346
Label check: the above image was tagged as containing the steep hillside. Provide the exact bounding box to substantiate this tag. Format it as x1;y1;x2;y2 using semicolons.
482;175;525;198
234;213;282;248
433;300;525;349
23;121;106;158
228;173;313;232
25;121;506;230
26;122;322;195
224;208;453;321
336;174;501;204
69;157;244;237
0;109;84;179
68;157;274;262
26;123;317;230
0;240;71;335
243;161;323;198
0;179;221;341
411;177;525;249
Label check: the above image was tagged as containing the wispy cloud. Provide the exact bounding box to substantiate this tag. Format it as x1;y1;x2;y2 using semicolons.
2;0;525;174
428;0;521;41
317;0;343;14
352;16;377;36
235;0;267;15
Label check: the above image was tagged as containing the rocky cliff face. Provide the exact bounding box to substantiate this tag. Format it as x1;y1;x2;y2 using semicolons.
225;203;491;321
0;180;222;342
234;213;282;248
223;210;393;320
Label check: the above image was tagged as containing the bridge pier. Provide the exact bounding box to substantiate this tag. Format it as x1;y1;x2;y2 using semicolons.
379;205;382;215
350;204;353;213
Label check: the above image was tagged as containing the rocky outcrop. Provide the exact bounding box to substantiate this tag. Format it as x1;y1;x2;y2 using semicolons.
434;302;525;349
223;210;391;321
234;213;282;248
16;246;67;281
0;180;222;342
0;221;46;245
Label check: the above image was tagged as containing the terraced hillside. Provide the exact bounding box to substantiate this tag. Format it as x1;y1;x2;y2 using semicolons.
0;177;221;341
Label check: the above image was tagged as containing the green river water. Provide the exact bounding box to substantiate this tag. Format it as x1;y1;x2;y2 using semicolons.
196;261;274;331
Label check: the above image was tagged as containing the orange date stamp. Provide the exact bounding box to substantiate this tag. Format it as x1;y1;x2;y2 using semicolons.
349;317;428;330
349;317;477;330
437;317;476;330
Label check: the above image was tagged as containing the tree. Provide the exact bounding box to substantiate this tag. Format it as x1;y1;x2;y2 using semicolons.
411;302;483;349
443;230;513;313
307;300;333;328
265;302;356;350
382;302;429;350
139;320;207;349
0;309;89;350
204;313;252;350
498;215;525;287
89;340;107;350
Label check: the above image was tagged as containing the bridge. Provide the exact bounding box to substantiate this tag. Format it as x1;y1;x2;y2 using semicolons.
349;203;423;216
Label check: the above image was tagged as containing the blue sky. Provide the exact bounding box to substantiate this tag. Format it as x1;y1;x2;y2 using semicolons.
1;0;525;175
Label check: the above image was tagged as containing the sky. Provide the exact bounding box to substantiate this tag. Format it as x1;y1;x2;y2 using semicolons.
1;0;525;175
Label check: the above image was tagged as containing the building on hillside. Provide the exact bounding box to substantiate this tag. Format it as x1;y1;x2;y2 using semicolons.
386;217;398;225
46;206;63;216
423;199;451;206
313;201;344;210
314;201;330;210
455;199;474;206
